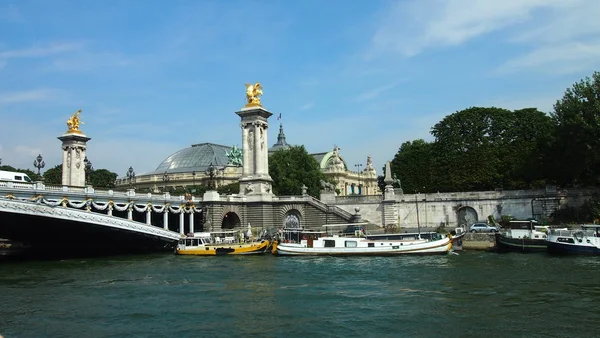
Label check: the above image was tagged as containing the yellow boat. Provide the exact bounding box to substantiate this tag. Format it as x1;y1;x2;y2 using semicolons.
175;231;271;256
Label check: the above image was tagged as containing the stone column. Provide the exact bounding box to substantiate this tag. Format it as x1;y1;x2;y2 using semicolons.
146;208;152;225
254;122;261;175
179;211;185;234
58;132;91;187
235;107;273;198
189;211;194;234
241;123;250;176
127;206;133;220
163;210;169;230
263;123;269;176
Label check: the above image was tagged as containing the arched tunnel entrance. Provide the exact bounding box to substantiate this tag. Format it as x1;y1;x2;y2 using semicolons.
221;212;241;229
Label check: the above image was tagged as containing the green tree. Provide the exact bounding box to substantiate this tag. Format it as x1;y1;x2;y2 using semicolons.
391;139;433;193
550;71;600;187
217;182;240;195
269;146;329;197
43;165;62;185
431;107;511;191
88;169;118;188
502;108;554;188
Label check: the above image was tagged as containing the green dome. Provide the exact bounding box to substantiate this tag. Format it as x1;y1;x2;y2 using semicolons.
153;143;232;174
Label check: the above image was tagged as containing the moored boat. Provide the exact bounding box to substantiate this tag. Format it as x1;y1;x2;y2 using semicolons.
175;230;271;256
275;224;452;256
495;220;550;253
546;225;600;255
0;238;30;257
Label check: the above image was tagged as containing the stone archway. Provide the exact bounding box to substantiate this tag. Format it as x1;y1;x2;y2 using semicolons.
222;212;241;229
457;206;478;226
283;210;301;229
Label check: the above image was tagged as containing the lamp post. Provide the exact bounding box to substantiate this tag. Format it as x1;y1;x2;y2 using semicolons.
191;171;196;193
415;192;421;239
33;154;45;175
126;166;136;189
206;163;216;190
354;163;363;195
83;156;93;185
162;171;170;192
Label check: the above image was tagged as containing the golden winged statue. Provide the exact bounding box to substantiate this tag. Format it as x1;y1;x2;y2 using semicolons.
66;110;84;133
244;82;263;107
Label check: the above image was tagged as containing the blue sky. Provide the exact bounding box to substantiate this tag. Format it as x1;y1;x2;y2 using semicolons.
1;0;599;177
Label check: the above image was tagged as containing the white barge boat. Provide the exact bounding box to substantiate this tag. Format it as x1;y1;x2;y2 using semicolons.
275;224;452;256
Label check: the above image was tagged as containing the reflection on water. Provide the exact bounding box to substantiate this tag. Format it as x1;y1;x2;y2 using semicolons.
1;252;599;337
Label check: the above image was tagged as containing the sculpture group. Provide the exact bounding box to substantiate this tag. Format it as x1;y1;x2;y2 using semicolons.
66;110;83;132
244;82;263;107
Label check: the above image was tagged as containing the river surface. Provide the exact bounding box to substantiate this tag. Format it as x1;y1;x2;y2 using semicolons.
1;251;599;338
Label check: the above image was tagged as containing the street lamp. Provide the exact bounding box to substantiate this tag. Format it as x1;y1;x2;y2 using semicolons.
126;166;136;189
205;163;216;190
162;171;170;192
33;154;45;175
354;163;363;195
83;156;93;185
191;171;196;193
415;192;421;239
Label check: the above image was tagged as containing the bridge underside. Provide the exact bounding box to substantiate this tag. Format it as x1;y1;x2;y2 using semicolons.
0;212;176;259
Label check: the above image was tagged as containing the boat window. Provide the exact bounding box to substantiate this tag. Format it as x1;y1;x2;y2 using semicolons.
345;241;357;248
179;239;185;245
557;237;575;244
324;240;336;248
186;239;192;246
192;239;199;246
368;243;374;248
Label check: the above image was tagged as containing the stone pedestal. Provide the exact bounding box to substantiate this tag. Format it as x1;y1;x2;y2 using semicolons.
236;106;273;196
57;132;91;187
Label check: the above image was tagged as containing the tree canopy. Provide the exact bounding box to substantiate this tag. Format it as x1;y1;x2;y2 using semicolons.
388;71;599;193
550;71;600;187
269;146;330;197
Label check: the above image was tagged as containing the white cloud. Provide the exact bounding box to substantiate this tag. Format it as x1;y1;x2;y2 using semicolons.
498;41;600;74
0;89;57;104
0;42;82;59
298;102;314;111
356;82;403;102
368;0;566;58
498;1;600;74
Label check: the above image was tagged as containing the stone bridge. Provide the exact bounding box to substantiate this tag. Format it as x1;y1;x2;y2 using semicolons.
0;181;356;256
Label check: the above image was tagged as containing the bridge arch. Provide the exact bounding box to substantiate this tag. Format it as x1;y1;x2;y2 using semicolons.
278;204;304;228
221;211;241;229
457;206;478;226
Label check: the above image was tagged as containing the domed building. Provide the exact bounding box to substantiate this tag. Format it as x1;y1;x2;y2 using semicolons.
117;142;243;192
117;124;378;196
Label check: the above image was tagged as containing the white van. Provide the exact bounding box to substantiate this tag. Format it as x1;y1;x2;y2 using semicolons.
0;170;33;183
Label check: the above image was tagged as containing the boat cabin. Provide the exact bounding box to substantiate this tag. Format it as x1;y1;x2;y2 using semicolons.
503;220;548;240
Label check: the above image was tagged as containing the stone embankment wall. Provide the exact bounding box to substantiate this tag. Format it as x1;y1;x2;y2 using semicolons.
462;233;496;251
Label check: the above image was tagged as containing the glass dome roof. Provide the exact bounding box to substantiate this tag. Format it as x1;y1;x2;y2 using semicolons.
153;142;232;174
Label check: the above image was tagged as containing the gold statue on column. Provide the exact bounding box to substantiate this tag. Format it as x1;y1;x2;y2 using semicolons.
244;82;263;107
66;110;84;133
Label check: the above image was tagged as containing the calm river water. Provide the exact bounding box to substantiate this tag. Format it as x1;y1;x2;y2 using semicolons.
1;252;599;338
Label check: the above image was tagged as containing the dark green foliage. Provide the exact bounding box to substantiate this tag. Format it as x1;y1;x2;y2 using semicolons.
550;71;600;187
269;146;330;197
217;182;239;195
89;169;118;188
391;139;433;193
390;107;554;192
43;165;62;185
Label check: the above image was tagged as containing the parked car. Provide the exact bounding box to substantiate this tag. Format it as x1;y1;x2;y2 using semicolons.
469;223;499;233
